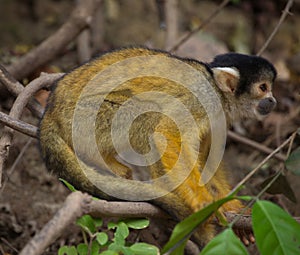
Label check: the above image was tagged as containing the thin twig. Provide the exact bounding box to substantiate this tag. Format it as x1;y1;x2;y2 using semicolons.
0;138;33;194
169;0;230;53
257;0;294;56
228;131;286;161
255;169;283;202
0;238;19;254
231;130;297;194
285;130;297;157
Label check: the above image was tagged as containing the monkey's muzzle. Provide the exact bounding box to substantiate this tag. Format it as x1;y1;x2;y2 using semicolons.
257;97;277;115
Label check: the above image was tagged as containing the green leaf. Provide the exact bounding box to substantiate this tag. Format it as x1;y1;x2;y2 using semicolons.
91;240;100;255
108;222;118;229
114;222;129;245
108;243;122;252
77;243;88;255
124;218;150;229
94;218;103;228
200;228;249;255
252;200;300;255
76;215;96;234
116;222;129;239
120;247;134;255
97;232;109;246
59;178;77;192
162;196;237;254
100;250;119;255
165;242;186;255
129;243;160;255
285;147;300;175
237;195;252;201
58;246;78;255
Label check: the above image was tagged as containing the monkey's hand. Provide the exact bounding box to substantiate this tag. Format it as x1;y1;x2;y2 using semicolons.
226;211;255;246
234;226;255;246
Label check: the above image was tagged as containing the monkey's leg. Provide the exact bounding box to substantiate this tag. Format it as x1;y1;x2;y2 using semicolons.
197;135;244;213
40;130;116;199
148;126;218;247
206;166;244;212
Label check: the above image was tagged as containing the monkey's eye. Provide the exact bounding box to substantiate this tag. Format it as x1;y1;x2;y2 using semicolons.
259;83;267;92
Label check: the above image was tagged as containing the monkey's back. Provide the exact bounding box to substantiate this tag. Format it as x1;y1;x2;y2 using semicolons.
39;47;213;191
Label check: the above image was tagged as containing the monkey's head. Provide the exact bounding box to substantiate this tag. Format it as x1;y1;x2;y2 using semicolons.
209;53;277;121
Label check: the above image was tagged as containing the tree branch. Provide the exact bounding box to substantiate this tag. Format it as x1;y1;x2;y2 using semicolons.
19;192;92;255
0;64;43;118
6;0;102;80
0;112;37;138
0;72;63;187
19;191;255;255
89;199;168;219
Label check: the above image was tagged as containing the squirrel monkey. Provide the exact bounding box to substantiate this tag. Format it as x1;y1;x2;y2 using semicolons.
39;47;276;248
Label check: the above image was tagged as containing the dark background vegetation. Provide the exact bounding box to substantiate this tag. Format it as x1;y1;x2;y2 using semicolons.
0;0;299;254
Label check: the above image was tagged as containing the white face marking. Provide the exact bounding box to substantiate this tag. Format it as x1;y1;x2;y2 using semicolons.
214;67;240;78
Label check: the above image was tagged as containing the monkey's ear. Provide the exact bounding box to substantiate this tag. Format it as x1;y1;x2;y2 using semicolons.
212;67;240;93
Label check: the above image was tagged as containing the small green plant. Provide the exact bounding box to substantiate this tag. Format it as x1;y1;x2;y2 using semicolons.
58;215;159;255
58;179;159;255
162;198;300;255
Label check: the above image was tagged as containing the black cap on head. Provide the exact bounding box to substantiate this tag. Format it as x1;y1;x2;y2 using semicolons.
209;53;277;96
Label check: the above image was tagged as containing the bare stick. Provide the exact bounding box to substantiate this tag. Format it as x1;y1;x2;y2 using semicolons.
231;130;297;194
9;73;63;120
6;0;102;80
257;0;294;56
0;64;24;95
0;112;37;138
77;29;92;63
89;199;168;219
169;0;230;53
165;0;179;51
228;130;286;161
